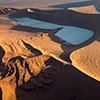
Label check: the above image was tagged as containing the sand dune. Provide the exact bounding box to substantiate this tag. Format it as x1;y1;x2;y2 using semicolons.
68;5;99;14
70;36;100;81
0;2;100;100
0;29;63;99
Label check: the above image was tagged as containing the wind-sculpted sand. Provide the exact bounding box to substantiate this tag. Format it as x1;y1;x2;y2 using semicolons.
70;36;100;82
0;28;70;100
68;5;99;14
0;29;71;64
0;4;100;100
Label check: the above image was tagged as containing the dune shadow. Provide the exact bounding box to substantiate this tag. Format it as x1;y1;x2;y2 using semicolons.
15;61;100;100
0;46;5;65
11;25;51;33
0;46;5;100
92;0;100;13
0;45;99;100
49;0;100;13
0;88;2;100
21;40;42;56
46;9;100;62
9;8;100;63
1;8;100;99
49;0;93;9
1;1;100;99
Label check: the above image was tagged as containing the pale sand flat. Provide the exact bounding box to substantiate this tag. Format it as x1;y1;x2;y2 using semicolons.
68;5;99;14
70;33;100;81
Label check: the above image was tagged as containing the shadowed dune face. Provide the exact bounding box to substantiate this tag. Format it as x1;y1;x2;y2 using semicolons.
0;88;2;100
0;29;62;99
92;0;100;13
49;0;94;9
7;7;100;82
0;29;70;100
0;2;100;100
49;0;100;13
0;0;100;13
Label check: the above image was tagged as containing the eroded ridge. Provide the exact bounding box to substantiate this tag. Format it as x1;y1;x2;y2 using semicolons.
0;29;68;100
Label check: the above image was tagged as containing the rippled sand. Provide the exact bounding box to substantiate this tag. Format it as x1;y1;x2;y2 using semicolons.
0;2;100;100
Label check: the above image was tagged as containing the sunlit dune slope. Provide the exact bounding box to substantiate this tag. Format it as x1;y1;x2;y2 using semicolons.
68;5;99;14
70;35;100;81
0;28;68;100
0;29;70;64
0;4;100;100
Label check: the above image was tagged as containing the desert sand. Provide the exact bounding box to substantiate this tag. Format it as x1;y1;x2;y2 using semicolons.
0;0;88;9
0;0;100;100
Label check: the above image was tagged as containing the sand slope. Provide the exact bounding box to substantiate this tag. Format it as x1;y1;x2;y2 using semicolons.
0;5;100;100
0;28;70;99
0;30;55;100
70;36;100;81
68;5;99;14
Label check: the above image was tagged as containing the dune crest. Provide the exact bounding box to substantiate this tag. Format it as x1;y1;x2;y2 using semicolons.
0;29;66;100
68;5;99;14
70;38;100;81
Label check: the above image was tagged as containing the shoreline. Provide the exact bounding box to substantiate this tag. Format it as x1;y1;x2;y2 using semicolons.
0;4;100;100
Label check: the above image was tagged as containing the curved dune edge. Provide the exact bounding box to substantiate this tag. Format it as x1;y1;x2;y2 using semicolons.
0;27;79;100
0;29;69;81
68;5;99;14
0;29;67;100
70;39;100;82
0;6;100;100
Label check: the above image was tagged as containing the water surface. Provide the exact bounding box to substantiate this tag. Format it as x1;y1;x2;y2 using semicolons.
11;17;94;45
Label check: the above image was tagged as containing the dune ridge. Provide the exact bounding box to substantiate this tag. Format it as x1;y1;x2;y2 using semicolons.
0;29;65;100
70;37;100;82
0;4;100;100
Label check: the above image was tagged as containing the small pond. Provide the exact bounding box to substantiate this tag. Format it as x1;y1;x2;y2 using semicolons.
10;17;94;45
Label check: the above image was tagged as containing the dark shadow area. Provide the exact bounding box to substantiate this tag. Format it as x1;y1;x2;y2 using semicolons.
0;2;99;100
21;40;42;56
10;8;100;31
0;88;2;100
15;57;100;100
9;8;100;63
43;9;100;62
92;0;100;13
0;46;8;80
49;0;100;13
10;25;51;33
9;56;24;86
49;0;93;9
9;56;24;66
0;46;5;100
0;46;5;65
